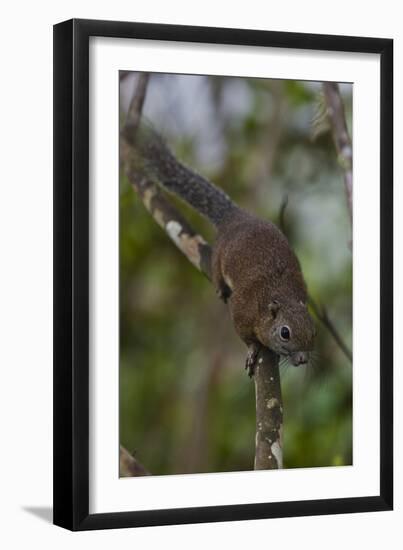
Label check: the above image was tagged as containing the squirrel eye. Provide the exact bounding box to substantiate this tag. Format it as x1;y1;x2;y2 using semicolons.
280;326;291;341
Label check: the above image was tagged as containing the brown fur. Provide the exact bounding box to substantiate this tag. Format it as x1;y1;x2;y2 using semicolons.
212;209;315;367
135;126;315;373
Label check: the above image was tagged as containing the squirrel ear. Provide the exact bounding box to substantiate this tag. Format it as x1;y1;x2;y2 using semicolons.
268;301;280;318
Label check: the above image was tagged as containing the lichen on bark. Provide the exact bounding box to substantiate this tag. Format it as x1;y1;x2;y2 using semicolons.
254;348;283;469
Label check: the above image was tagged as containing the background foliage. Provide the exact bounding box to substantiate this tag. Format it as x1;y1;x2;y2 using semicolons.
119;74;352;474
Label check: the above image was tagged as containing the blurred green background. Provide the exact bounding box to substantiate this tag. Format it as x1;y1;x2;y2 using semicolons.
119;74;352;475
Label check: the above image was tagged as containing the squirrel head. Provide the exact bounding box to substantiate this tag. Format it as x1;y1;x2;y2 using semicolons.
256;298;316;366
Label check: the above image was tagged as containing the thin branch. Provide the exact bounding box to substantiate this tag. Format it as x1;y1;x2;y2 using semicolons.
254;348;283;469
119;70;132;82
121;73;212;278
120;73;283;471
125;72;150;130
322;82;353;224
279;197;352;363
278;194;289;235
309;297;352;363
120;445;150;477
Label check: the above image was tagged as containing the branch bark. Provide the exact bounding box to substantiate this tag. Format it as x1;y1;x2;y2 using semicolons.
254;348;283;469
323;82;353;224
120;72;283;471
120;445;150;477
126;72;150;130
121;139;213;279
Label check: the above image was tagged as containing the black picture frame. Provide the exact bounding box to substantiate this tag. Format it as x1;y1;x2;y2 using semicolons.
53;18;393;531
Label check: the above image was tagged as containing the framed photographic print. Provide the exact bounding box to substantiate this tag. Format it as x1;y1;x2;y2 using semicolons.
53;19;393;530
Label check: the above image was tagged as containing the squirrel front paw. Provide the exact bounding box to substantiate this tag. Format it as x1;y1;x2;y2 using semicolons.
245;343;261;378
216;280;232;304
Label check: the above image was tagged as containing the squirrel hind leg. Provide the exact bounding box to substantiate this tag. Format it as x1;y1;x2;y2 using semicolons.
245;342;261;378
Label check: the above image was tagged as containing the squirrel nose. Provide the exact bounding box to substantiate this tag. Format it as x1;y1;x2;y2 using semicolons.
290;351;309;366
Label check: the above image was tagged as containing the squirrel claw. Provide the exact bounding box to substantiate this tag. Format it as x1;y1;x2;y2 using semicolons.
217;285;232;304
216;280;232;304
245;344;260;378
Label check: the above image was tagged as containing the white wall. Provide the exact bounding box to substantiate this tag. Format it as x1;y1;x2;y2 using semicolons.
0;1;400;548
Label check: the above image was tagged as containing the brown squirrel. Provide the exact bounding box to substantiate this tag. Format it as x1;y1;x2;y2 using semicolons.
134;126;316;376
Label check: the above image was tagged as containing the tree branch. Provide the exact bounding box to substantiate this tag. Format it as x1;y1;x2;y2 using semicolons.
121;140;213;279
309;297;352;363
119;70;132;82
125;72;150;130
121;73;212;279
278;198;352;363
120;72;283;471
278;194;289;235
254;348;283;469
120;445;150;477
323;82;353;224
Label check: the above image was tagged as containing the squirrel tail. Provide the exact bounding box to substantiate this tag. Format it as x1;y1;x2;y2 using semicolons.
133;125;237;226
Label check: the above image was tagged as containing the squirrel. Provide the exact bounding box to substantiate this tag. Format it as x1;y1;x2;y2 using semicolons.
133;126;316;376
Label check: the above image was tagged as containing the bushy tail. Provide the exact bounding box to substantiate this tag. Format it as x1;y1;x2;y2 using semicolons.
133;125;237;227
